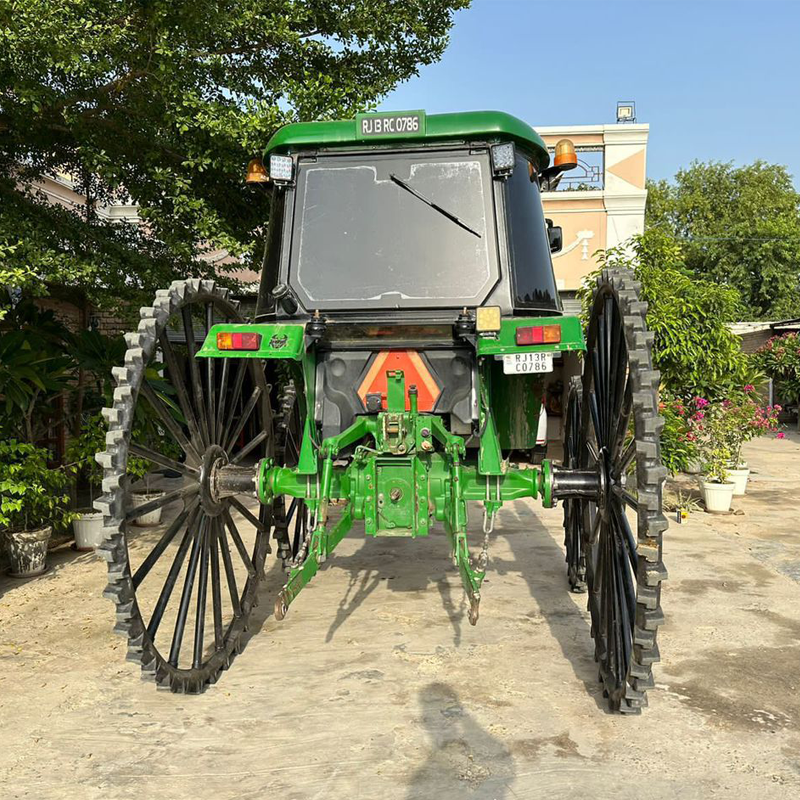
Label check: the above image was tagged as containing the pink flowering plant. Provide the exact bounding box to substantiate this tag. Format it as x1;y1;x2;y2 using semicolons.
719;387;782;465
686;388;783;482
756;333;800;429
686;398;735;483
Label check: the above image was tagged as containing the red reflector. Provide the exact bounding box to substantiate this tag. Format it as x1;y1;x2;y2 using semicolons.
516;326;543;345
217;331;261;351
515;324;561;346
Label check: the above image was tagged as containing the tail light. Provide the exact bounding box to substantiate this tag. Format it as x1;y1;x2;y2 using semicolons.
515;324;561;346
217;332;262;351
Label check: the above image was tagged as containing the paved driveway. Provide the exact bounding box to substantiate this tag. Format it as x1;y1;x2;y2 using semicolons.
1;434;799;799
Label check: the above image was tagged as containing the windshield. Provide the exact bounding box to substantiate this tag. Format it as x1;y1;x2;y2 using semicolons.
288;150;498;310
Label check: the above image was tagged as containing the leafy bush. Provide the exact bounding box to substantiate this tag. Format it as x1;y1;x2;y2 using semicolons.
658;396;697;475
65;412;107;500
0;440;75;532
579;230;757;401
0;302;74;442
68;328;127;416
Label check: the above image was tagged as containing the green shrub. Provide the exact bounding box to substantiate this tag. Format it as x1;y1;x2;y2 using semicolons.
0;440;75;532
658;396;697;475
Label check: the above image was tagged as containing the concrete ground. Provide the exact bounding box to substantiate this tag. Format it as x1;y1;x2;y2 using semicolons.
1;433;799;800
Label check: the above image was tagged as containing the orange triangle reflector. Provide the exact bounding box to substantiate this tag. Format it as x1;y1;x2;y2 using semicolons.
357;351;441;412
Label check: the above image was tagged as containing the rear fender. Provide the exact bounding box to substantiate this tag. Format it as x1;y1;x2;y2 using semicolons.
197;323;306;360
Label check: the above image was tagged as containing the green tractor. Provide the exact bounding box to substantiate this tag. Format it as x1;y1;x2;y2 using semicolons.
96;110;667;713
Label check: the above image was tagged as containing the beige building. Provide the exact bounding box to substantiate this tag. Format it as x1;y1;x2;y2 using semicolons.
538;123;649;311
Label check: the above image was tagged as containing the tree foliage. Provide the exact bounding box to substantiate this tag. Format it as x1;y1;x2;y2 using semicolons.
0;301;75;442
0;0;468;308
646;161;800;319
0;176;206;314
579;230;756;400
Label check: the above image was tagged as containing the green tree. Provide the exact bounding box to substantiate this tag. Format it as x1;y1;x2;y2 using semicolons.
580;229;756;401
0;0;468;310
646;161;800;318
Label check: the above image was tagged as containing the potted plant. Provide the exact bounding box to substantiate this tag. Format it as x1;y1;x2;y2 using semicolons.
129;457;166;527
66;413;107;550
688;398;737;513
719;387;782;495
0;440;75;576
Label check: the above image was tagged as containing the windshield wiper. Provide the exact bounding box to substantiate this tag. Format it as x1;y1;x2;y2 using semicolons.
389;173;481;238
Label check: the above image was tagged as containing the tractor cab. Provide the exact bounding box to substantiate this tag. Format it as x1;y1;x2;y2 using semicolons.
248;111;582;447
254;110;566;322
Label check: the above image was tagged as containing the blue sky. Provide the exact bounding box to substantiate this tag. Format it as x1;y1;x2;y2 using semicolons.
380;0;800;185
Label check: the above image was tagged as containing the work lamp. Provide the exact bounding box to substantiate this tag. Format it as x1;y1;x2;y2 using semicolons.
616;101;636;123
476;305;502;333
269;154;294;184
491;143;515;175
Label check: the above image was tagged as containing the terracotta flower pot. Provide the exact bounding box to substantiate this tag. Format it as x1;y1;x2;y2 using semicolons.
3;526;52;577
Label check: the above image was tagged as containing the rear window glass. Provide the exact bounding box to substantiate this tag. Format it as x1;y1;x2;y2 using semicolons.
289;152;499;309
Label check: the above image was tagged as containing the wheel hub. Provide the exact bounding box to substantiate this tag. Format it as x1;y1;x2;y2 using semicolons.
199;444;228;516
597;447;611;522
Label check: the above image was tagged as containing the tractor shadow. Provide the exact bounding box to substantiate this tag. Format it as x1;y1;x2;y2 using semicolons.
320;534;468;644
241;518;468;648
492;502;606;711
406;681;515;800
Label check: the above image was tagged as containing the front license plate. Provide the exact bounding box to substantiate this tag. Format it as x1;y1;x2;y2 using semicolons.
502;352;554;374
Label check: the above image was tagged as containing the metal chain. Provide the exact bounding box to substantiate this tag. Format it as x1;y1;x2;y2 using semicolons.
477;528;491;572
478;475;500;570
287;514;313;570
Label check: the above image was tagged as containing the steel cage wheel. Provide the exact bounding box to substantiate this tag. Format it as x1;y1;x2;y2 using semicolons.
273;381;312;570
574;267;668;713
95;279;274;693
562;377;586;593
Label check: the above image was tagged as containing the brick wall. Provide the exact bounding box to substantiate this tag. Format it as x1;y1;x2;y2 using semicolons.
738;328;773;355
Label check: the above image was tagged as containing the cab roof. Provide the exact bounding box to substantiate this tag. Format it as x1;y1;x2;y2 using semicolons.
264;110;551;172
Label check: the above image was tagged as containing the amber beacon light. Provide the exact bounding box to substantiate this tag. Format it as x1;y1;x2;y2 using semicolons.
245;157;270;186
553;138;578;170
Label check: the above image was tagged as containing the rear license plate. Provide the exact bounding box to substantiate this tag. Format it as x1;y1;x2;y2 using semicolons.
502;352;553;374
356;111;425;138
